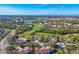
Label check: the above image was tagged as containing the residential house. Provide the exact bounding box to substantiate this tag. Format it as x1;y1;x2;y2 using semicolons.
35;46;54;54
16;46;32;54
16;38;27;43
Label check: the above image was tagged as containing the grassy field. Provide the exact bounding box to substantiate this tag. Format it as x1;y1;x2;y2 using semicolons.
19;23;44;38
18;20;79;39
5;29;11;33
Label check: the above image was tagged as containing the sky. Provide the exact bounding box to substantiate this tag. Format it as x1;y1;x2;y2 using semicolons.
0;4;79;15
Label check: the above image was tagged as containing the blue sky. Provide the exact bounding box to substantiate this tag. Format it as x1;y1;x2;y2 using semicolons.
0;4;79;15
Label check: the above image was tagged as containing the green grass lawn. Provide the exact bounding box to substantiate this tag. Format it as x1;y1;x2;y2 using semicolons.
5;29;11;33
36;32;60;37
29;24;44;33
19;23;44;38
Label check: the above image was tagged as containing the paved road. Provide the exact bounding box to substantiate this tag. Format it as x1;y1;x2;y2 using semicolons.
0;30;16;54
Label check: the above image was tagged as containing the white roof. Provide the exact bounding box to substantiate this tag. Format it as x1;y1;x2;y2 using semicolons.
17;38;27;41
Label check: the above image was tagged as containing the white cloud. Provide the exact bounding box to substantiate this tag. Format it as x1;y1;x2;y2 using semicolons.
0;6;19;15
0;6;79;15
0;6;50;15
